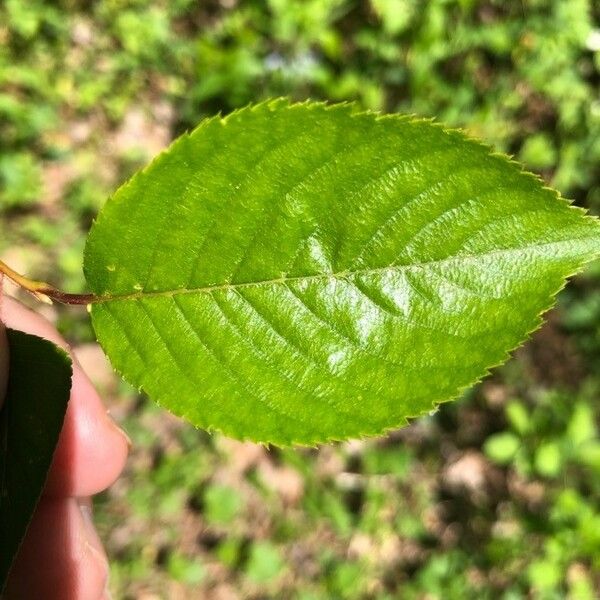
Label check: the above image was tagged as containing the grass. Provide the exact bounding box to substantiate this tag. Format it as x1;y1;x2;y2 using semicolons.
2;1;600;597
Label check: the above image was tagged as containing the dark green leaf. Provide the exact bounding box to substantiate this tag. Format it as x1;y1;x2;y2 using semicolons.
0;329;72;592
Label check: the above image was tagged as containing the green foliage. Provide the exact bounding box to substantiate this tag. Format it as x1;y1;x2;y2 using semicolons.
483;431;520;464
245;540;285;583
166;551;206;585
482;384;600;594
83;99;600;444
519;134;557;171
0;153;42;208
203;485;243;526
485;388;600;480
0;330;72;593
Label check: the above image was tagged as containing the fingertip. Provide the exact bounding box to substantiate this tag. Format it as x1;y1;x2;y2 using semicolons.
45;361;130;496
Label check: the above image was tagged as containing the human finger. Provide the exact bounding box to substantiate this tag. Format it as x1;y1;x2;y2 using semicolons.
4;496;110;600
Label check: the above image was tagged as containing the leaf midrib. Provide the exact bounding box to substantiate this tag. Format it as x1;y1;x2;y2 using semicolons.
91;236;596;304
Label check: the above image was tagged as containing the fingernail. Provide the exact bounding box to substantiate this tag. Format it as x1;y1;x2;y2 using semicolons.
117;425;133;451
78;498;94;529
78;499;110;582
79;499;108;556
107;410;133;450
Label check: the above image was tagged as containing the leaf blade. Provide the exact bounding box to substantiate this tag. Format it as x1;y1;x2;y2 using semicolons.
0;330;72;591
84;100;600;444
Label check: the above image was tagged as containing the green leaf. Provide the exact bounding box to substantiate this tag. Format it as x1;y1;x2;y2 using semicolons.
83;100;600;445
484;432;520;465
245;541;284;584
567;402;596;447
203;484;242;525
534;441;563;478
0;329;72;593
505;400;531;436
528;559;561;590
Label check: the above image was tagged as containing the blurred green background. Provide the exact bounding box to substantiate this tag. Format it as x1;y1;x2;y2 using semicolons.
2;0;600;597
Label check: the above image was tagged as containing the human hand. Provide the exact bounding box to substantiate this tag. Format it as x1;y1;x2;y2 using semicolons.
1;297;130;600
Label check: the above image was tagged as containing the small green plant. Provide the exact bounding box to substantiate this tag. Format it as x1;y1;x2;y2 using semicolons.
2;99;600;590
485;392;600;478
483;385;600;595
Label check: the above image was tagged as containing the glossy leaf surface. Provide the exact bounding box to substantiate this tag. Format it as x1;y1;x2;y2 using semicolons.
84;101;600;444
0;330;71;591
